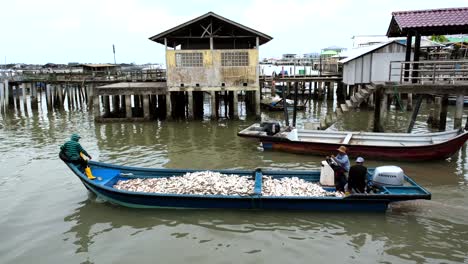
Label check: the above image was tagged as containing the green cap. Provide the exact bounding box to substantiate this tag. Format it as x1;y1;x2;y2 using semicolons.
71;134;81;141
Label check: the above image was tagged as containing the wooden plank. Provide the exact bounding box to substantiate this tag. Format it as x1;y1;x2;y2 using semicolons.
342;133;353;144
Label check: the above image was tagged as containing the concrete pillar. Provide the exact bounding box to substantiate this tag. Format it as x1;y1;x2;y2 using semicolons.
166;92;172;120
66;86;71;110
31;83;38;109
0;82;4;111
407;93;413;111
255;89;261;119
2;80;7;108
143;95;150;119
125;95;132;118
454;94;464;129
232;90;238;119
187;91;193;120
87;85;94;110
210;91;216;119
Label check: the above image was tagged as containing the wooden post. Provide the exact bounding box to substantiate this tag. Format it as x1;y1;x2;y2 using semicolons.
432;96;442;128
57;85;64;109
210;91;216;119
125;95;132;118
373;85;384;132
292;82;298;127
271;81;276;96
404;33;412;82
143;95;150;119
21;83;27;108
412;33;421;83
454;94;464;129
438;95;449;131
166;92;172;120
407;93;413;111
93;95;100;119
187;91;193;120
407;95;423;133
46;84;52;110
103;95;110;116
31;83;38;109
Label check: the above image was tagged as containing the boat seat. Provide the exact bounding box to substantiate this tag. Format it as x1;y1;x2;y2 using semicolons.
342;133;353;144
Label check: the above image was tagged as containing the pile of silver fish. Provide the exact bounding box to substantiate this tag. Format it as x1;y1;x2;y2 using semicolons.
114;171;255;196
262;176;342;197
113;171;343;197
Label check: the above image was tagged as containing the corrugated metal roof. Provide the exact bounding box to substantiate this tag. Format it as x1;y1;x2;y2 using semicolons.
393;7;468;28
387;7;468;37
339;41;405;64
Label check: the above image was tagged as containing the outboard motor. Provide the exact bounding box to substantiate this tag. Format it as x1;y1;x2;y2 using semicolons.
260;122;281;136
372;166;404;187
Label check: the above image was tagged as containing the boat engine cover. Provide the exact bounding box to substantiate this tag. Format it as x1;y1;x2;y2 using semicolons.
372;166;404;187
261;122;281;136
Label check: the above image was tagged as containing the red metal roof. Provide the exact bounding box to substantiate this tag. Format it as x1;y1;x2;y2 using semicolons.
387;7;468;37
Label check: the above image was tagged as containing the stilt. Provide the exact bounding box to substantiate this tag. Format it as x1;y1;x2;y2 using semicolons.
407;93;413;111
93;95;100;119
438;95;449;131
103;96;110;116
232;90;238;119
255;89;261;119
125;95;132;118
373;85;385;132
143;95;150;119
454;94;464;129
432;96;441;128
166;92;172;120
210;91;216;119
187;91;193;120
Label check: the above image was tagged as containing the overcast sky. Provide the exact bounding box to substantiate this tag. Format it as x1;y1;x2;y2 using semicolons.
1;0;467;65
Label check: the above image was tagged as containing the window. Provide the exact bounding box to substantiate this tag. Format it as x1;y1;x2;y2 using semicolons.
175;53;203;67
221;52;249;66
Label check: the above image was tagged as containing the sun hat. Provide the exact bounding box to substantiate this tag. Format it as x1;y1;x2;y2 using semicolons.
337;146;347;153
356;157;364;163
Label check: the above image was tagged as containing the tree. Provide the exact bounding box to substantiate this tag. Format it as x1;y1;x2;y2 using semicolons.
430;35;448;43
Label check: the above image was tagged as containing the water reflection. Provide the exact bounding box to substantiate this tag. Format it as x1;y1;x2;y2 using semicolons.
64;196;468;263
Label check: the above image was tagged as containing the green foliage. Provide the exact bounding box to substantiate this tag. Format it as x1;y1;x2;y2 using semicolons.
429;35;448;43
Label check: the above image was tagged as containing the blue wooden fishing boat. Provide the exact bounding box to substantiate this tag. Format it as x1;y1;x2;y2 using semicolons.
63;160;431;212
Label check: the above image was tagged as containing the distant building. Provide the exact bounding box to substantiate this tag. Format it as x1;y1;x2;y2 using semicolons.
149;12;272;91
340;40;409;85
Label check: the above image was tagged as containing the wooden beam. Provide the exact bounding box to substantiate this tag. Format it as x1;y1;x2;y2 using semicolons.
383;84;468;95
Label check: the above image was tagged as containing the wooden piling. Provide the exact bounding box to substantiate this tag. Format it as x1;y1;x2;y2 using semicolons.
454;94;464;129
407;93;413;111
432;96;442;128
143;95;150;119
373;85;384;132
439;95;449;131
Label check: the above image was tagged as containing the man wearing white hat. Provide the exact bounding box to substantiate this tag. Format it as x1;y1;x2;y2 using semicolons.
347;157;367;193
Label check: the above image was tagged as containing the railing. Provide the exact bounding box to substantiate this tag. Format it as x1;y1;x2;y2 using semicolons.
0;69;167;83
389;60;468;84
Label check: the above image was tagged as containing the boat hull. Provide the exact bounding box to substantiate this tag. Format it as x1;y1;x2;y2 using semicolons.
64;161;431;212
261;133;468;161
238;123;468;161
